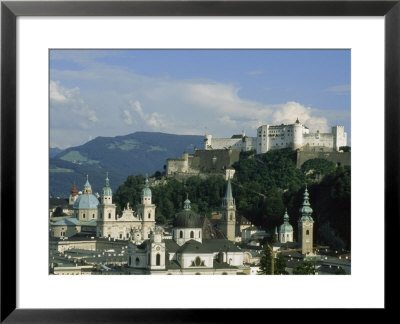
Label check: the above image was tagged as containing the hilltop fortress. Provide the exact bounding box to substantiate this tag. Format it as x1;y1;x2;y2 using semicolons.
204;118;347;154
166;119;348;179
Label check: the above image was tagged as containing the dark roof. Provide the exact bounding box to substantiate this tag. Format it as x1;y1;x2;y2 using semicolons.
202;239;242;252
177;240;213;254
173;210;202;228
164;239;180;253
231;134;243;139
271;242;299;249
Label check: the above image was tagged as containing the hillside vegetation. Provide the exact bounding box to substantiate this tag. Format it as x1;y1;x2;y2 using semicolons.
114;148;351;250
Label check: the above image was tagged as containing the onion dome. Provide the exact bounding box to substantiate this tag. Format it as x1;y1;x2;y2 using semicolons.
70;183;78;197
102;172;112;196
299;186;314;222
141;177;152;197
173;197;202;228
279;209;293;233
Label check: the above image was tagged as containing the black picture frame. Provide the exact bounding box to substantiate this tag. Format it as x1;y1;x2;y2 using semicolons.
1;0;397;322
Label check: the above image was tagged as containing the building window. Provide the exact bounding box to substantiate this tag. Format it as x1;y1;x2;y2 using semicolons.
136;257;140;266
195;257;201;266
119;234;122;239
306;230;310;235
156;253;161;266
180;231;183;238
129;256;131;265
230;213;233;220
82;213;85;219
108;213;111;219
190;231;194;239
148;213;151;219
92;214;95;219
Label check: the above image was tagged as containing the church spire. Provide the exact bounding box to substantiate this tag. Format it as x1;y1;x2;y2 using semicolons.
83;174;92;194
299;186;313;222
222;178;235;207
102;172;112;197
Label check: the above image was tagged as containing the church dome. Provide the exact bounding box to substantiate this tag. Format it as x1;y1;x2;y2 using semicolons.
279;222;293;233
73;194;99;209
141;178;152;197
173;198;202;228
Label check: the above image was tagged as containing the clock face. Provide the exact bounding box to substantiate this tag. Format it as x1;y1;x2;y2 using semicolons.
156;246;161;251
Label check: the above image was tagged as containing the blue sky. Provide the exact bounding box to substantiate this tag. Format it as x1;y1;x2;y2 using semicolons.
50;49;350;149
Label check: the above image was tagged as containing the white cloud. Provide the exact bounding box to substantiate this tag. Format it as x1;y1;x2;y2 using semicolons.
130;101;170;131
50;58;346;148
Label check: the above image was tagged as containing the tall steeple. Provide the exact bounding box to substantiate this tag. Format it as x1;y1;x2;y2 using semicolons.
221;177;236;242
298;186;314;255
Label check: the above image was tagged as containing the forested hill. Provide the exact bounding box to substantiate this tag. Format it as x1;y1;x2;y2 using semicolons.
114;148;351;250
49;132;204;197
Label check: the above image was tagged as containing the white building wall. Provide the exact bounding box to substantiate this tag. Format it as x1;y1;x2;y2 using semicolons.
173;228;202;246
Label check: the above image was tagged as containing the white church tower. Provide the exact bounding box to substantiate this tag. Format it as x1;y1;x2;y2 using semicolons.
97;172;117;238
221;177;236;242
137;177;156;240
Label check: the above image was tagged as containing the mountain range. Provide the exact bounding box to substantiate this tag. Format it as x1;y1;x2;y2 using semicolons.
50;132;204;197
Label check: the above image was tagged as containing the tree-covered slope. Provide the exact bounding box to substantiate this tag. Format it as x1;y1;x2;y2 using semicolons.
113;149;351;250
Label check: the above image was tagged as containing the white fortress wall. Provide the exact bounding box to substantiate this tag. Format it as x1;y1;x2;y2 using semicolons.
302;132;334;150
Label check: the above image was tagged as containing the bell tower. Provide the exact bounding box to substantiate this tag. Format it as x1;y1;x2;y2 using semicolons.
298;186;314;255
221;177;236;241
97;172;116;238
138;177;156;239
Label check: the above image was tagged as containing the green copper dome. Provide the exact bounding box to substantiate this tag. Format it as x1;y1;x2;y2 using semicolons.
279;210;293;233
102;173;112;196
299;187;314;222
141;177;152;197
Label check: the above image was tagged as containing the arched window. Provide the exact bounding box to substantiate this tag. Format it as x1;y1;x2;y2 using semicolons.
195;257;201;266
148;212;151;219
82;213;85;219
156;253;161;266
135;257;140;266
190;231;194;239
230;213;233;220
108;213;111;219
180;231;183;238
92;214;95;219
306;230;310;235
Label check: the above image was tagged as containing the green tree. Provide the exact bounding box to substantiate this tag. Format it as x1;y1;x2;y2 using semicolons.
258;245;273;275
293;261;315;275
339;146;351;152
275;253;288;275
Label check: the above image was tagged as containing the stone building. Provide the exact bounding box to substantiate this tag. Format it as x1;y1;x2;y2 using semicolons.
127;197;248;275
204;119;347;154
50;175;156;241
